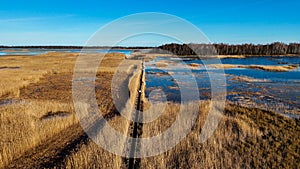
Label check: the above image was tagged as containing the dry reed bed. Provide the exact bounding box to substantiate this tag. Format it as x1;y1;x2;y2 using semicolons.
0;101;76;168
0;52;136;168
64;115;130;169
141;101;300;168
208;64;298;72
0;53;78;168
3;52;298;168
0;52;127;99
0;54;76;98
64;60;143;168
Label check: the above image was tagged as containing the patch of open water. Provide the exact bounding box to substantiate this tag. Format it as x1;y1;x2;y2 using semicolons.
145;56;300;118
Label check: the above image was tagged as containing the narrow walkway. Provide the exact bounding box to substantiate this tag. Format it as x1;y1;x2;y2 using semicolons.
122;62;144;169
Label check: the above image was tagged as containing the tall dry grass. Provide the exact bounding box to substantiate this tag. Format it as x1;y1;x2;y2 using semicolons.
0;100;77;168
0;53;76;98
140;101;300;168
64;60;143;168
0;52;137;168
0;52;127;99
64;115;130;169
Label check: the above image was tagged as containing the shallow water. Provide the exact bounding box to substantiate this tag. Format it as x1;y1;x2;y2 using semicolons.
186;56;300;66
0;48;132;56
145;56;300;117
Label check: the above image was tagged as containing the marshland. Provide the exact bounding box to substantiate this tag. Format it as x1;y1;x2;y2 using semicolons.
0;45;299;168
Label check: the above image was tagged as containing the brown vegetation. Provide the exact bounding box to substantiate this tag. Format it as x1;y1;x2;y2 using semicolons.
230;75;270;82
0;52;141;168
247;64;298;72
155;62;169;67
208;64;299;72
0;101;77;168
141;101;300;168
188;63;202;67
1;52;299;168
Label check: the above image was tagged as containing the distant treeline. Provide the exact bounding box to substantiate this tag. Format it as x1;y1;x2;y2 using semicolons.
2;42;300;55
158;42;300;55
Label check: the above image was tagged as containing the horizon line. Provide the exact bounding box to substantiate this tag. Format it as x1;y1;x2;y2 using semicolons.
1;41;300;48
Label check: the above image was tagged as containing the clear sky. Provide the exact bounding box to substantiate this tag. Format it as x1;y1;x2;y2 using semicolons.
0;0;300;46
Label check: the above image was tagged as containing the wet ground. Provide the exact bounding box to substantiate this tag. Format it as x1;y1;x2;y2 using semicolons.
145;56;300;118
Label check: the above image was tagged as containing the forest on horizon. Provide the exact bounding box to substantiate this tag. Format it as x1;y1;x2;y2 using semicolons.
158;42;300;55
1;42;300;55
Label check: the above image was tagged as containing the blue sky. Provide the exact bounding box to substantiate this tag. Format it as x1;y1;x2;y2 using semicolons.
0;0;299;46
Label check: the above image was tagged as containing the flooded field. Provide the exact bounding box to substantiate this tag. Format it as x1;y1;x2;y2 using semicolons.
145;56;300;117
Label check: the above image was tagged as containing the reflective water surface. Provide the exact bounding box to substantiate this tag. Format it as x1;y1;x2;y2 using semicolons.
145;56;300;118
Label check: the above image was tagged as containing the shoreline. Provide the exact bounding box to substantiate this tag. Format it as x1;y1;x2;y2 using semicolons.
178;54;300;59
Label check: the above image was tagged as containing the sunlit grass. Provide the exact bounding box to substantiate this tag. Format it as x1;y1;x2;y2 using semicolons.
140;101;300;168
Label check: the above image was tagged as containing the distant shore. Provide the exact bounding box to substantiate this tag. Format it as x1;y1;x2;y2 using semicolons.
218;54;300;58
0;46;152;49
1;42;300;58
